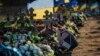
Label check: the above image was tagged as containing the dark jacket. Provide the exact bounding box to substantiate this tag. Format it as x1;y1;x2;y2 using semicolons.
57;29;78;51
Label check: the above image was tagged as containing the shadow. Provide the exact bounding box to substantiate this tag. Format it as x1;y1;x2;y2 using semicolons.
94;53;100;56
90;31;100;34
88;44;98;47
96;48;100;52
96;27;100;30
90;27;100;30
97;21;100;24
87;50;94;52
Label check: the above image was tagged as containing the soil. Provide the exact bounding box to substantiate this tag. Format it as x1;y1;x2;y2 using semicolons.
72;16;100;56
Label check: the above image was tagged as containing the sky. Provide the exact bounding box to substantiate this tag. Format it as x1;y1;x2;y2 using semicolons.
27;0;54;9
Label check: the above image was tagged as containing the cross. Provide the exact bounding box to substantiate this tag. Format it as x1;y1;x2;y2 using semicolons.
49;12;53;19
6;14;10;22
29;8;36;20
43;10;50;31
49;12;53;30
43;10;49;20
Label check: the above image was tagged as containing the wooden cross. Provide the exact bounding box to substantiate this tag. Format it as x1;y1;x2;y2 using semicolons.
49;12;53;19
44;10;49;20
43;10;50;31
49;12;53;29
6;14;10;22
29;8;36;20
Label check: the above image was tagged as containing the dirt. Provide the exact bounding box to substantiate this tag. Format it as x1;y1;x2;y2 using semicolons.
72;17;100;56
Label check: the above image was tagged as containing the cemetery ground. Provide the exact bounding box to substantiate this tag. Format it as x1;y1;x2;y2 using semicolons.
72;16;100;56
